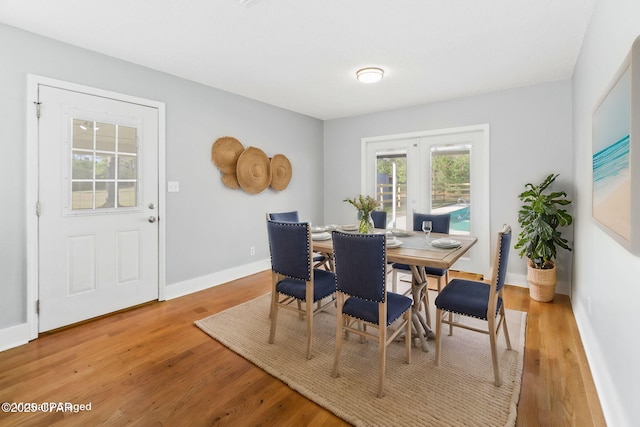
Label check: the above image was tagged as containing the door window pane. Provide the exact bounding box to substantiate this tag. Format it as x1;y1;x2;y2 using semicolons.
72;121;94;150
72;182;93;210
118;155;137;179
118;183;137;207
376;152;407;229
95;182;115;209
72;152;94;179
96;123;116;152
431;144;470;235
70;119;138;212
118;126;137;153
94;155;114;179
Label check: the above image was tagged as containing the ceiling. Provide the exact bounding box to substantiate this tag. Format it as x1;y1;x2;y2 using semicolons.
0;0;596;120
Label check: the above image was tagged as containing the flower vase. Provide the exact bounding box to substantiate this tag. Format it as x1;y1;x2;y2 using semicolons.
358;211;375;234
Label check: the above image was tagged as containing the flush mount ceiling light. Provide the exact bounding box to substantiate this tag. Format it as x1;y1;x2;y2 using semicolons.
356;67;384;83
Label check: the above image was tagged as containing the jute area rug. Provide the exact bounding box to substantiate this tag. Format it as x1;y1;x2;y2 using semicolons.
195;293;526;427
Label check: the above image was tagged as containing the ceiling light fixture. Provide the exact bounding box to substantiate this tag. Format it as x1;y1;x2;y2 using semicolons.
356;67;384;83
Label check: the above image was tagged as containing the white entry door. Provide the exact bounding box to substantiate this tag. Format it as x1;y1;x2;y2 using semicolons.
37;85;160;332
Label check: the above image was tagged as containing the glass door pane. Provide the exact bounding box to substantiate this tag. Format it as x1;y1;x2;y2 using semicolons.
430;144;471;235
376;152;407;229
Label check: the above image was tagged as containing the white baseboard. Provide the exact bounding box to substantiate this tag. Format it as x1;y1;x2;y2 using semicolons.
0;322;30;353
164;258;271;300
506;272;571;296
572;301;619;426
506;272;528;288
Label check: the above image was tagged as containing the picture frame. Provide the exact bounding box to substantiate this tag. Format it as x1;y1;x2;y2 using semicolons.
592;36;640;255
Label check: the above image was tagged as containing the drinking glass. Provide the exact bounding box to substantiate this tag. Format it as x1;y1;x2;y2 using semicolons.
422;220;432;242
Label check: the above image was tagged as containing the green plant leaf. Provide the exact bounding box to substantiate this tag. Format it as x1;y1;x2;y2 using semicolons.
515;173;573;264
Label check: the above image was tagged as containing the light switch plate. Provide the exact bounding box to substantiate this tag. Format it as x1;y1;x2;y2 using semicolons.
167;181;180;192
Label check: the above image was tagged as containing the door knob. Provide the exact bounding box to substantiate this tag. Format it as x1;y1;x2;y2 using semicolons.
148;216;157;223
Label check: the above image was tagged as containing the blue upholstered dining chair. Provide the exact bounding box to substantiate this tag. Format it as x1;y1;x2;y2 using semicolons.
266;220;336;359
434;225;513;386
370;210;388;229
331;231;412;398
266;211;299;222
266;211;330;270
390;212;451;293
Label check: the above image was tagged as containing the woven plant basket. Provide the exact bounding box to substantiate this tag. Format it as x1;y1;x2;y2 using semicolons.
527;259;556;302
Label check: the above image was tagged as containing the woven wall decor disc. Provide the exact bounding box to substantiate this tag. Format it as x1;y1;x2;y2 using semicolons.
221;173;240;189
236;146;271;194
270;154;292;191
212;137;244;174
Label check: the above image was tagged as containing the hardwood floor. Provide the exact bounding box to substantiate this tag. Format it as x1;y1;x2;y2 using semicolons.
0;271;605;426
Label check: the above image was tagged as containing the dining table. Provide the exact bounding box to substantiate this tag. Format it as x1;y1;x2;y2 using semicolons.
311;227;478;352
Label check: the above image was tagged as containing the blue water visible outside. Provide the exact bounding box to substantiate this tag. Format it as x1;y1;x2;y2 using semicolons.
449;206;470;232
593;134;629;191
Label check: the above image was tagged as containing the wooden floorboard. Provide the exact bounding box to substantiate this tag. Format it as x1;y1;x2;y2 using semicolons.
0;271;605;426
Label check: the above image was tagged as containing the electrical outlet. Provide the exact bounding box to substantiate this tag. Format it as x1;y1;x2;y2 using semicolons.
250;246;255;256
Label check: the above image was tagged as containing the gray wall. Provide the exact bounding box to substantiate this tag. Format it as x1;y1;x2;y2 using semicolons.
0;23;324;329
572;0;640;425
323;80;574;292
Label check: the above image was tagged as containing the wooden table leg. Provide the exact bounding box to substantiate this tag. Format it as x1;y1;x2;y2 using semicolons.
410;265;434;352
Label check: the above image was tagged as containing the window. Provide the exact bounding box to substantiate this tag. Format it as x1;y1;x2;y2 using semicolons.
70;119;138;211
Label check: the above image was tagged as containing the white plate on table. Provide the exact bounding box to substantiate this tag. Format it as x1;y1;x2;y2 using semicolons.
312;232;331;241
311;225;328;233
390;229;412;237
431;238;461;249
341;224;358;231
386;239;402;248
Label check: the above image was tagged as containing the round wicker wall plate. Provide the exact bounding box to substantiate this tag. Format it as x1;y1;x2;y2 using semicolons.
211;137;244;174
236;147;271;194
221;173;239;189
270;154;292;191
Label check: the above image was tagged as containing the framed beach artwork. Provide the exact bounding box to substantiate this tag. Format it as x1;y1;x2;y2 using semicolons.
592;36;640;255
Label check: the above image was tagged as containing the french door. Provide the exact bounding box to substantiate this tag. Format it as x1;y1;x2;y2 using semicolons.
34;82;161;332
362;125;490;276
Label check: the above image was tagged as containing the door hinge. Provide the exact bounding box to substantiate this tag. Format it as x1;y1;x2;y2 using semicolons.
36;201;41;217
34;101;42;119
36;299;40;315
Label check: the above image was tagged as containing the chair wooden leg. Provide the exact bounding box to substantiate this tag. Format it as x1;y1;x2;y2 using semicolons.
269;272;278;319
488;316;501;386
268;294;278;344
435;308;443;365
377;323;387;398
422;289;431;329
404;311;412;364
391;269;398;293
332;294;344;378
305;298;313;360
500;306;512;350
448;312;454;336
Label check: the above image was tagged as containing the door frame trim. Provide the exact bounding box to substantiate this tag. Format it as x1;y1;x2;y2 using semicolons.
26;75;167;340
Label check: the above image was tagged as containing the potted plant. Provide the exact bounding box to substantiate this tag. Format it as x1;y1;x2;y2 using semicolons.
514;173;573;302
344;194;380;233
